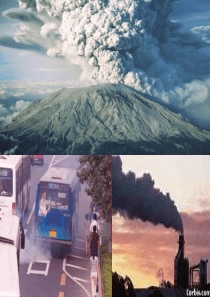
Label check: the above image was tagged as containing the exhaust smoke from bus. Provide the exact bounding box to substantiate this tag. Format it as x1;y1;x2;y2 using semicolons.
20;229;52;264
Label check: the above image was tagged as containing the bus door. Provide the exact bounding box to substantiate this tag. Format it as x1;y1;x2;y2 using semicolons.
35;182;74;243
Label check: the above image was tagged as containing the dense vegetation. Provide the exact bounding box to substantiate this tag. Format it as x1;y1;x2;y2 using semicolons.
77;155;111;222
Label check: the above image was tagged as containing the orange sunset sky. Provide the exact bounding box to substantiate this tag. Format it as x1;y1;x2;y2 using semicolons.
112;155;210;288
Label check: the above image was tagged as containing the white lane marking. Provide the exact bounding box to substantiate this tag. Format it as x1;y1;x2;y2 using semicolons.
76;239;85;242
69;255;88;260
63;258;91;297
50;156;70;168
49;155;56;168
66;264;88;271
27;260;50;276
73;277;90;283
74;247;86;251
26;202;35;225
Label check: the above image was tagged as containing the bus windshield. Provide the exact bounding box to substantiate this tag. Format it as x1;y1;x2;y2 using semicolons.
0;168;13;197
39;182;69;212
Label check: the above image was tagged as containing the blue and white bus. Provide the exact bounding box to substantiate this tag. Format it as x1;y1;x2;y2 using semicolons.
34;167;80;256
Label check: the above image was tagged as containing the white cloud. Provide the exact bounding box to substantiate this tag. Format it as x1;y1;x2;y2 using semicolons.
0;80;80;100
40;22;59;38
0;104;9;117
0;80;85;125
0;100;30;124
192;25;210;43
10;100;30;112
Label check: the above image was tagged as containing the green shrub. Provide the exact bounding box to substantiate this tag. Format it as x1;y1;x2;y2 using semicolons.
101;242;111;297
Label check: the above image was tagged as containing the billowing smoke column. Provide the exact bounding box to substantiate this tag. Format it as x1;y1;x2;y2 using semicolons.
45;0;186;98
11;0;210;128
112;156;183;232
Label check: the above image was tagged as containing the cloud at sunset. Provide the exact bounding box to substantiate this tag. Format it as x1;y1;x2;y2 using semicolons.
112;210;210;288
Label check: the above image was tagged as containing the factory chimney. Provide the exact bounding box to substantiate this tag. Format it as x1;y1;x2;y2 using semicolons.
176;232;184;259
174;231;189;288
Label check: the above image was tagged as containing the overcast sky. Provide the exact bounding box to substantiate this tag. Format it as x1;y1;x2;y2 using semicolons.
113;155;210;288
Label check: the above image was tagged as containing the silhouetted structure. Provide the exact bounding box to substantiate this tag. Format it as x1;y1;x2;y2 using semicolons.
125;275;137;297
112;272;137;297
190;259;208;289
174;232;189;289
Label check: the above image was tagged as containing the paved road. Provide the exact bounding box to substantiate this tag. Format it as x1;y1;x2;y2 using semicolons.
19;155;99;297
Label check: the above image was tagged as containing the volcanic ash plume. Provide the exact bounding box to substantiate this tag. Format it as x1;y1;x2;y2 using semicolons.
9;0;210;128
49;0;177;95
112;156;183;232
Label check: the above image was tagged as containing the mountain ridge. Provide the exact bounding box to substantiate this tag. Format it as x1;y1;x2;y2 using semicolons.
2;83;210;154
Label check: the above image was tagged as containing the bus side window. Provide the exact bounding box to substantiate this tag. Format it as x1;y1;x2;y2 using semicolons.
16;168;19;208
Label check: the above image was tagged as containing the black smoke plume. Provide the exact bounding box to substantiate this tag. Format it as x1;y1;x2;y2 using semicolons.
112;156;183;232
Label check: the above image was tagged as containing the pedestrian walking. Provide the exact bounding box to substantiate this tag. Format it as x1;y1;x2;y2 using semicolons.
95;205;100;219
90;225;100;257
89;201;94;222
85;214;90;255
90;249;98;297
89;213;100;235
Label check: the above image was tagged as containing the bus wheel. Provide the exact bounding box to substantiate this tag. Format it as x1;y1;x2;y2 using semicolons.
50;243;61;258
51;243;69;258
